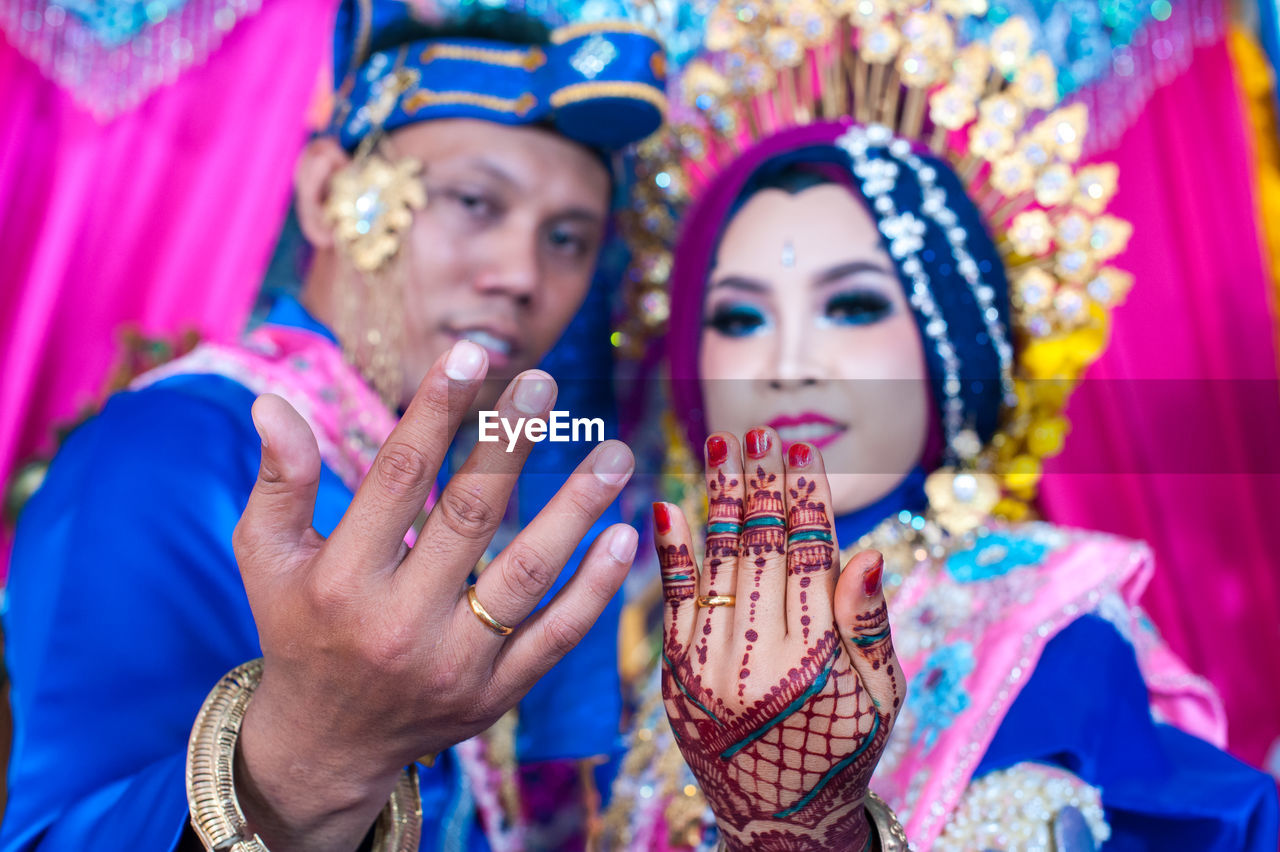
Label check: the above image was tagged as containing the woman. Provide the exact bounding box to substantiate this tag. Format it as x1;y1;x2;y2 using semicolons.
605;3;1280;849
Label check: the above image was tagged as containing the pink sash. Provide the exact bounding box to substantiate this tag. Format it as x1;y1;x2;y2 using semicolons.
132;324;398;491
876;523;1225;847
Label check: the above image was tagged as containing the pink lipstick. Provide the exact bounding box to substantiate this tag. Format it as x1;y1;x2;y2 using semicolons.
767;412;848;451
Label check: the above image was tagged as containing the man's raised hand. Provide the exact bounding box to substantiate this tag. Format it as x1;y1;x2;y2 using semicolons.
230;340;637;852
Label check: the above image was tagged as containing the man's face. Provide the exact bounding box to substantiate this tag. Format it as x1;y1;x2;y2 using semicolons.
374;119;611;406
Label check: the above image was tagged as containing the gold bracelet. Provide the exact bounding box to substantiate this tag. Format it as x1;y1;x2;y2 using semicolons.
185;659;422;852
866;791;909;851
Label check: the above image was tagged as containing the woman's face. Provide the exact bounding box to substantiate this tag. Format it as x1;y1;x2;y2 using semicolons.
699;182;932;515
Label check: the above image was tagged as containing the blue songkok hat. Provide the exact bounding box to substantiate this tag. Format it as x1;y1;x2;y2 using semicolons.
330;0;666;154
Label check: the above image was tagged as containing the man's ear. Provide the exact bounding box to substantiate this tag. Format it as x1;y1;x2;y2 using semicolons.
294;136;351;250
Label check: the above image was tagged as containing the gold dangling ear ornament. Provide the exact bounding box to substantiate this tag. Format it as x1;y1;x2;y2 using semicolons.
323;148;425;406
324;59;426;274
322;62;426;406
324;147;426;275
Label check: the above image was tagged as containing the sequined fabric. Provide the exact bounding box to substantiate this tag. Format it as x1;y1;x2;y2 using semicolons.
0;0;261;119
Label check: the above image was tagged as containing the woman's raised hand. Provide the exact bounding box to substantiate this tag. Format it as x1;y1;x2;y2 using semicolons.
655;428;905;851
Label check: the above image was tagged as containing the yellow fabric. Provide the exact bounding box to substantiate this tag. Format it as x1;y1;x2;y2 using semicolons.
1227;27;1280;365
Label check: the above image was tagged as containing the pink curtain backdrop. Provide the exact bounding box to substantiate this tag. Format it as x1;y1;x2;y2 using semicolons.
0;0;338;576
1041;37;1280;769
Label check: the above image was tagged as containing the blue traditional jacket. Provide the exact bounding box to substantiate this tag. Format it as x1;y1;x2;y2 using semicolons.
1;299;623;851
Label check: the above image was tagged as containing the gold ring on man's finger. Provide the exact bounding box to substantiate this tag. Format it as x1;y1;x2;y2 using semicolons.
467;585;514;636
696;595;736;609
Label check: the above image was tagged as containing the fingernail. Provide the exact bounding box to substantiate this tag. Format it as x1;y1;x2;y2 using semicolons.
706;435;728;466
653;502;671;535
445;340;486;381
593;442;634;485
863;555;884;597
608;525;639;563
513;373;554;415
787;442;812;468
745;428;770;459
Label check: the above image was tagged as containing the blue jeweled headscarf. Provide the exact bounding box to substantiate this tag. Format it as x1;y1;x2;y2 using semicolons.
666;121;1014;468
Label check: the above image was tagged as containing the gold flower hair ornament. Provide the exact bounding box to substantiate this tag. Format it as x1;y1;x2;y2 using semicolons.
623;0;1134;529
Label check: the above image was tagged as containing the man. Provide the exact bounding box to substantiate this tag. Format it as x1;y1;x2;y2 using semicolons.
1;4;667;850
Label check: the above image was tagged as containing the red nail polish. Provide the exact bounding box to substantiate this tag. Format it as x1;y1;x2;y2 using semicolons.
653;502;672;535
706;435;728;466
863;557;884;597
745;428;771;459
787;442;812;468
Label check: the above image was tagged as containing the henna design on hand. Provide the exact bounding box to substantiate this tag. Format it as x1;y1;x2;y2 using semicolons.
700;470;744;663
742;465;784;624
786;476;835;642
663;631;887;851
844;602;903;712
658;434;897;852
706;470;743;595
787;478;833;576
658;543;697;655
742;466;785;566
737;465;785;696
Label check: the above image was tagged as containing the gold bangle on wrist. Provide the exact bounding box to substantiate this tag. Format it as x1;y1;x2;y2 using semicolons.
185;659;422;852
866;791;909;851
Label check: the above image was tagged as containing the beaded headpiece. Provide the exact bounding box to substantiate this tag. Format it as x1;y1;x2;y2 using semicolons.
621;0;1133;526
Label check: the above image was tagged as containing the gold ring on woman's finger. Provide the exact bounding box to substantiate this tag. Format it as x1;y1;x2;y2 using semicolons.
467;585;514;636
696;595;736;609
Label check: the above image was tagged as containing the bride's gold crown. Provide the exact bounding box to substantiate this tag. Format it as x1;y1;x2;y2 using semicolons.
620;0;1134;521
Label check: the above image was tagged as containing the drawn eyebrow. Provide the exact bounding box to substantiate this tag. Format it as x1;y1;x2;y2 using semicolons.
708;275;769;293
710;260;896;293
813;260;897;286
